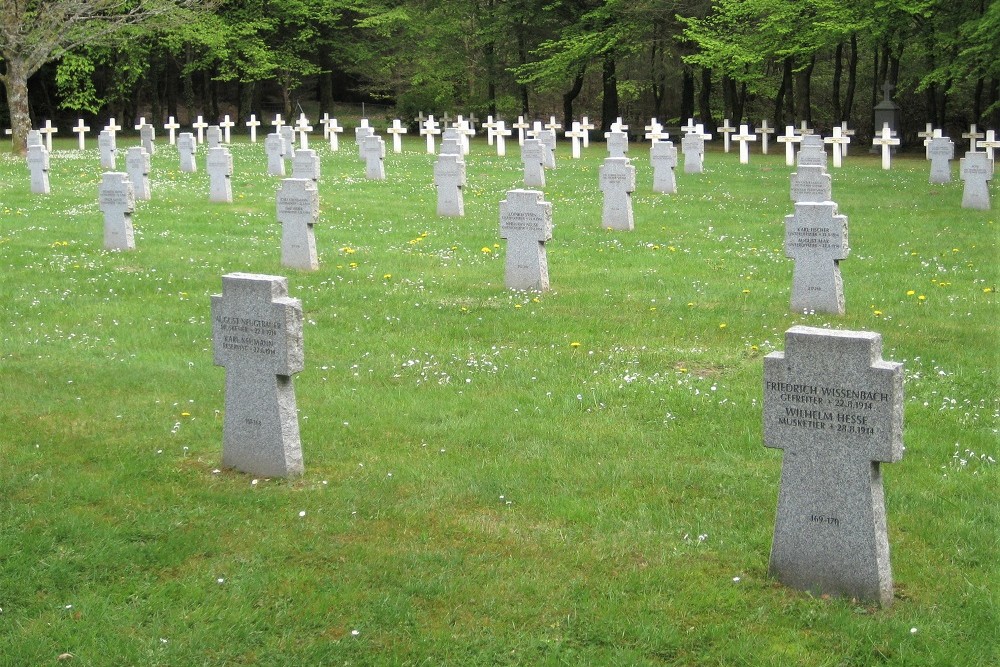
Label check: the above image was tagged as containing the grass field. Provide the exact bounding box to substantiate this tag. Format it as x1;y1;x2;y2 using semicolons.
1;131;997;666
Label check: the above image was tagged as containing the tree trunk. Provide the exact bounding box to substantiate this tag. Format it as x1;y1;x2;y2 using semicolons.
832;42;843;122
774;57;792;125
2;56;32;155
562;69;585;129
722;74;734;120
680;68;695;122
517;26;530;114
844;34;858;124
699;67;714;129
973;77;984;123
601;55;618;133
794;56;814;123
319;72;333;112
166;56;179;119
989;78;999;129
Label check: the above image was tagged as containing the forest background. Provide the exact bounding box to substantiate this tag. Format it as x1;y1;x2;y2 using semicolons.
1;0;997;153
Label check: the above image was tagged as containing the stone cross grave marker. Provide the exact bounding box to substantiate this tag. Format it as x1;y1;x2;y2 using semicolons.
439;134;461;157
717;118;736;152
420;115;440;154
192;115;208;144
580;116;595;147
277;179;320;270
73;119;90;150
207;125;222;148
680;118;698;134
294;114;313;149
98;130;117;169
610;117;628;134
177;132;197;172
544;115;562;134
959;151;992;210
40;119;58;151
387;119;407;153
494;120;511;157
600;157;636;230
164;116;180;145
917;123;935;159
104;117;122;140
291;148;320;183
650;140;677;194
824;127;850;168
681;132;704;174
763;325;903;606
211;273;305;477
927;136;955;184
962;124;984;151
279;125;296;161
798;120;814;135
872;124;900;170
777;126;802;167
785;201;849;315
797;135;827;169
521;138;545;187
644;123;669;145
271;113;285;131
756;119;775;154
839;122;856;156
245;114;261;143
733;124;758;164
220;115;235;144
483;115;497;146
27;143;50;194
606;130;629;158
320;113;331;139
434;153;466;217
27;129;42;148
457;120;475;155
362;134;386;180
355;120;373;160
207;146;234;203
140;123;156;156
566;121;585;159
265;133;285;176
644;118;662;141
979;130;1000;164
328;119;344;151
538;129;557;169
99;172;135;250
499;189;553;291
125;146;151;201
513;116;530;146
790;165;832;204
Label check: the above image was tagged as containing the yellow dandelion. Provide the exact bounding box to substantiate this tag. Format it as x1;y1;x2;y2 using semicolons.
349;262;358;268
383;273;392;280
918;295;926;301
687;302;695;307
493;243;500;248
514;304;522;309
906;290;915;296
719;323;727;329
668;246;677;252
873;310;883;316
570;342;581;348
742;289;750;294
481;247;492;254
181;412;191;417
649;306;657;311
984;287;994;293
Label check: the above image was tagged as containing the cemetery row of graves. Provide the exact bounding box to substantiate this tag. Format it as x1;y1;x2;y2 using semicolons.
1;110;996;663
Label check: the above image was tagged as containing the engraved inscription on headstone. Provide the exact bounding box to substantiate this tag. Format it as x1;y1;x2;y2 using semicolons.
291;148;321;183
434;153;466;217
98;130;117;170
265;133;285;176
650;140;677;194
521;138;546;187
125;146;151;201
790;165;832;203
362;134;386;180
207;146;234;203
764;326;903;606
927;136;954;184
959;151;993;210
177;132;197;173
27;144;50;195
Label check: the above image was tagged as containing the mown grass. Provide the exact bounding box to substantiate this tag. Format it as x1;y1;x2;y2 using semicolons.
0;132;996;666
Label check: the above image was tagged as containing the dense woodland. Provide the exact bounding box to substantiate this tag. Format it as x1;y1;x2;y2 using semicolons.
1;0;998;152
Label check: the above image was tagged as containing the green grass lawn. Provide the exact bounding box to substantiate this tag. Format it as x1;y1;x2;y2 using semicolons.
1;133;996;666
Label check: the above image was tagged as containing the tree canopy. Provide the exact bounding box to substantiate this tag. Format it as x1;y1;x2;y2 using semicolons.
2;0;998;153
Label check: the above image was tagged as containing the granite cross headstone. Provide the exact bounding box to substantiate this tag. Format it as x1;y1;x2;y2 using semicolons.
125;146;151;201
140;123;156;156
164;116;180;145
211;273;305;477
265;133;285;176
959;151;993;210
764;325;903;606
98;130;117;169
276;179;320;270
521;138;545;187
499;189;553;291
434;153;466;217
790;165;832;203
206;125;223;148
177;132;197;172
650;140;677;194
291;148;320;183
98;172;135;250
927;136;955;184
27;143;50;194
600;157;636;230
785;201;849;315
362;134;386;180
206;146;234;203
